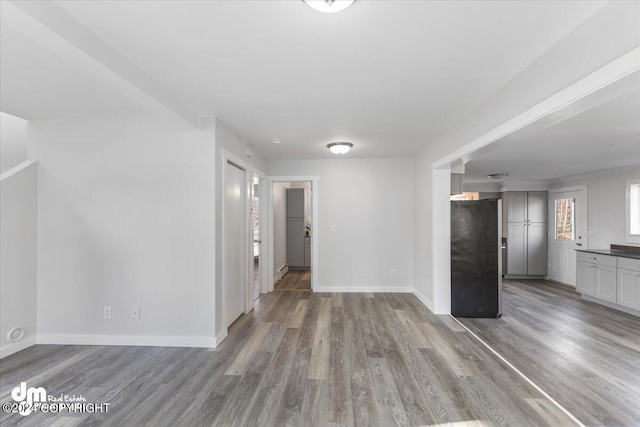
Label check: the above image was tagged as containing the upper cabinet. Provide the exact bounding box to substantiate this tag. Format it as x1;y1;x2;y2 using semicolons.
506;191;548;276
507;192;527;222
286;188;305;218
527;192;548;223
507;191;547;223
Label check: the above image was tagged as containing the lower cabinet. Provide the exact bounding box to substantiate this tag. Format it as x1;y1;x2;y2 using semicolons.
576;252;640;315
594;264;617;303
576;252;617;303
577;261;595;296
576;262;616;302
617;262;640;311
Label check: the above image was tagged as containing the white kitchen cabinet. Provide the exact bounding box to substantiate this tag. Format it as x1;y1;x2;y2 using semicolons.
506;191;548;276
577;261;596;296
594;264;617;303
617;257;640;310
576;261;616;302
617;268;640;310
576;251;640;316
576;252;618;303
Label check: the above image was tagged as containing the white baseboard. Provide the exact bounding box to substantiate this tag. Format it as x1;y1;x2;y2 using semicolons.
582;295;640;317
37;334;216;349
413;289;434;313
274;264;289;284
0;335;37;359
314;286;413;293
214;329;228;348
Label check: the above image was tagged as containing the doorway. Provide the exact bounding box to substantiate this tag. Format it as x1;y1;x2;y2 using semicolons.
268;178;319;292
273;181;312;291
547;187;588;286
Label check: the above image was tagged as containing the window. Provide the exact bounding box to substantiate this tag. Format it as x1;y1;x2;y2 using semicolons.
555;198;575;241
627;180;640;243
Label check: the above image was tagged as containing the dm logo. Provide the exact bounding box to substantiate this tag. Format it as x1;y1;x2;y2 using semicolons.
11;382;46;416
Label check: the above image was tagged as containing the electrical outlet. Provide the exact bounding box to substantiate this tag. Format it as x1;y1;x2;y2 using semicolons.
363;269;369;278
390;269;397;277
104;306;112;319
330;225;336;233
132;306;140;319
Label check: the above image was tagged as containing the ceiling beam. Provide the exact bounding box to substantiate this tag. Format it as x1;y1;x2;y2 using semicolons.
1;1;202;128
437;45;640;170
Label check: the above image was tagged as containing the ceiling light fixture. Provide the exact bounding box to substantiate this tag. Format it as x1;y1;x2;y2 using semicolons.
327;142;353;154
272;138;283;144
487;173;508;179
304;0;356;13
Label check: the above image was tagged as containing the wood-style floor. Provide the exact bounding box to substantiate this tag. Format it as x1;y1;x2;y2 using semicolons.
274;270;311;291
1;289;576;427
459;279;640;427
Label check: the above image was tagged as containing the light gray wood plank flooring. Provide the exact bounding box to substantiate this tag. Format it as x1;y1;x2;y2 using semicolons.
458;279;640;427
1;289;578;426
274;271;311;291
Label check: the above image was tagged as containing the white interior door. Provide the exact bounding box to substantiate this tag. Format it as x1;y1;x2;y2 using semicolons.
225;161;246;326
548;188;587;286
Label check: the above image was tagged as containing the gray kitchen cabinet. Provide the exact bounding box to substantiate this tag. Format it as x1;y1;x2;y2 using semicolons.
286;188;305;218
506;191;548;276
304;236;311;267
527;222;548;275
507;222;527;275
287;218;305;267
507;191;527;223
287;188;310;270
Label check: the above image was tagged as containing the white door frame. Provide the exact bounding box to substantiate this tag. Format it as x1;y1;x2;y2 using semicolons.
267;176;320;292
221;149;267;328
547;185;588;285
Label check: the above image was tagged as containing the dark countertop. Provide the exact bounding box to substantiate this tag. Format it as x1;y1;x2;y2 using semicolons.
577;249;640;260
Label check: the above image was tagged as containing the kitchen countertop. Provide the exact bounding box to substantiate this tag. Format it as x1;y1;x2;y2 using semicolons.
577;249;640;260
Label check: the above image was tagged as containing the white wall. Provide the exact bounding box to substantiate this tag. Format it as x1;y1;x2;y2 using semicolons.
272;182;290;279
414;2;640;313
0;162;38;358
268;158;414;292
29;117;217;347
552;166;640;249
214;119;266;340
1;112;28;174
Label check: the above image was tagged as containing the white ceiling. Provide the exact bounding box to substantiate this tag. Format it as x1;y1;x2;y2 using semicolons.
1;0;637;180
1;0;610;159
463;89;640;185
0;24;153;120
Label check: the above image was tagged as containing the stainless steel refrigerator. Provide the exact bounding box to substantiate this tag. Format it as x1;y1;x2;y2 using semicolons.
451;199;502;318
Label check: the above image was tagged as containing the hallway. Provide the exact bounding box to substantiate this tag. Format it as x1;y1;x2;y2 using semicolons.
274;271;311;291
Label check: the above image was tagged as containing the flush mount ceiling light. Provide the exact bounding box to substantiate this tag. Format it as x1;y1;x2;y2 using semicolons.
272;138;283;144
327;142;353;154
487;173;509;179
304;0;356;13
